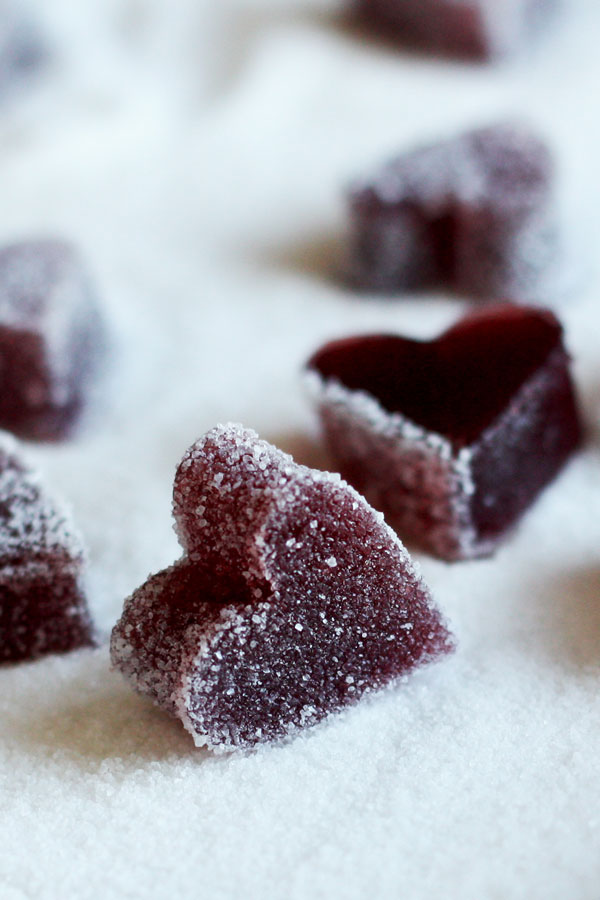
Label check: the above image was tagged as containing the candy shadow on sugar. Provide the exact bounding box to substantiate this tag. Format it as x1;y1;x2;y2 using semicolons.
249;230;345;288
252;229;483;304
10;661;210;766
209;7;340;98
209;4;450;109
578;379;600;445
225;5;464;66
265;429;335;474
535;567;600;668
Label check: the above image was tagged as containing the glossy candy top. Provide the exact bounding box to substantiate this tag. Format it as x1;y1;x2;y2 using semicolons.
307;305;582;559
308;305;564;448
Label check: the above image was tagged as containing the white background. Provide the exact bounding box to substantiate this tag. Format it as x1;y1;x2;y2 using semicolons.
0;1;599;897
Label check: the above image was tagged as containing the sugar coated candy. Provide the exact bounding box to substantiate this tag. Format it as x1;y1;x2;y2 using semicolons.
352;0;557;60
111;424;454;751
306;304;582;561
347;123;562;303
0;239;106;440
0;432;94;662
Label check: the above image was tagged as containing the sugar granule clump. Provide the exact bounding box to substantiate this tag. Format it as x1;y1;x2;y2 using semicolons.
0;239;107;441
306;304;582;561
0;431;94;662
347;122;563;303
352;0;558;60
110;424;454;751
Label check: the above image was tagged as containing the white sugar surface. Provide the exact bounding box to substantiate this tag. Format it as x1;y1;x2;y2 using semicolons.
0;0;600;897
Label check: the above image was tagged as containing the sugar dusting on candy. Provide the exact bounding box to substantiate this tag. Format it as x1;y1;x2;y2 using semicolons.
306;304;582;561
347;122;563;303
111;424;454;752
0;430;94;662
0;239;107;441
352;0;558;60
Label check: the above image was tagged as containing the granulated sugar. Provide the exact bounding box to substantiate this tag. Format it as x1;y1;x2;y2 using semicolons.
0;0;599;897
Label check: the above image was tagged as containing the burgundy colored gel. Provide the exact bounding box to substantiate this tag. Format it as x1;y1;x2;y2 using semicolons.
353;0;558;60
307;304;582;560
347;123;561;303
0;433;94;662
0;240;106;441
111;425;454;751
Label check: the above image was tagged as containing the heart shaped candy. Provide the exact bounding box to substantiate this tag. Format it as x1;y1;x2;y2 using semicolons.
0;240;107;441
347;123;562;303
306;304;582;561
353;0;557;60
111;425;454;751
0;432;94;662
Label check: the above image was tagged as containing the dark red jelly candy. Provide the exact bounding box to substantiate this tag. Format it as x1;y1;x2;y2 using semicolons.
0;432;94;662
111;424;454;751
0;239;106;441
352;0;557;60
306;304;582;561
347;123;561;302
